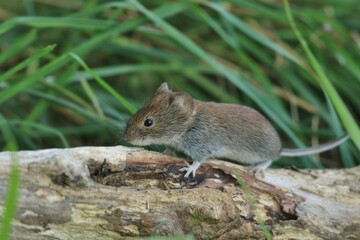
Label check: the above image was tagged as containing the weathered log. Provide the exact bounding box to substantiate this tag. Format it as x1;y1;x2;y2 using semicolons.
0;146;359;239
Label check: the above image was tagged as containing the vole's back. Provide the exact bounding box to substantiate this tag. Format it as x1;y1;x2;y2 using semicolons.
172;101;282;165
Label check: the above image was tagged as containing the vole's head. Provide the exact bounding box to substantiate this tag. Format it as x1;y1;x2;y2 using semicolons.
123;82;195;146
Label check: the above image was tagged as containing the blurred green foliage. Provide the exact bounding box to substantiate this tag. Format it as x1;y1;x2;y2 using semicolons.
0;0;359;169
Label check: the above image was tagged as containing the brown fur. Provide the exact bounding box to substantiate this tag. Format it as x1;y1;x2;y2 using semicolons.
123;82;348;177
123;82;281;166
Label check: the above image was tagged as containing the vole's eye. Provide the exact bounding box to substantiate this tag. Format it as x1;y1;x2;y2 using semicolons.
144;118;153;127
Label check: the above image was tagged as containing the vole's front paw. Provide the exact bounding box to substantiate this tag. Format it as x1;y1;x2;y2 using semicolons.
179;161;201;178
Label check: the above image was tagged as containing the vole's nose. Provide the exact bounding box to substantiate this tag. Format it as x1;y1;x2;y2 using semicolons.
123;132;131;142
123;129;136;142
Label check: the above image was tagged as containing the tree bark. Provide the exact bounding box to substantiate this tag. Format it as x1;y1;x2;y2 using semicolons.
0;146;359;240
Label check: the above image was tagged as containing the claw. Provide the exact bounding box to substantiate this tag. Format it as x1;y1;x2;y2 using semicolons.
179;161;202;178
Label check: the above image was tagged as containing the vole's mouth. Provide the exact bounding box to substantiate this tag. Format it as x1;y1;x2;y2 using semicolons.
123;134;131;142
123;130;156;146
125;136;154;147
123;133;144;146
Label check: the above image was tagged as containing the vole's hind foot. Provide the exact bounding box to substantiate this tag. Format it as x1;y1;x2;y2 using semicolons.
179;161;202;178
247;160;272;178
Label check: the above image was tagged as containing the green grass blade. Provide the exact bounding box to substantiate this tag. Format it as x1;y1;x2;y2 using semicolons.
25;89;99;121
0;45;56;84
0;7;146;105
0;17;117;36
42;81;94;112
0;30;37;66
237;176;272;240
69;63;213;82
206;2;302;67
325;96;354;167
79;77;105;119
69;53;136;114
0;115;20;240
283;0;360;150
0;47;63;105
12;120;70;148
192;6;238;49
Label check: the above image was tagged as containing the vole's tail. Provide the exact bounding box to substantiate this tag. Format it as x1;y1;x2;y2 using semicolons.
280;134;349;157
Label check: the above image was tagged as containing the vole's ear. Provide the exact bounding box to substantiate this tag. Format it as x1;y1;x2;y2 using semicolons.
155;82;171;95
169;93;194;114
